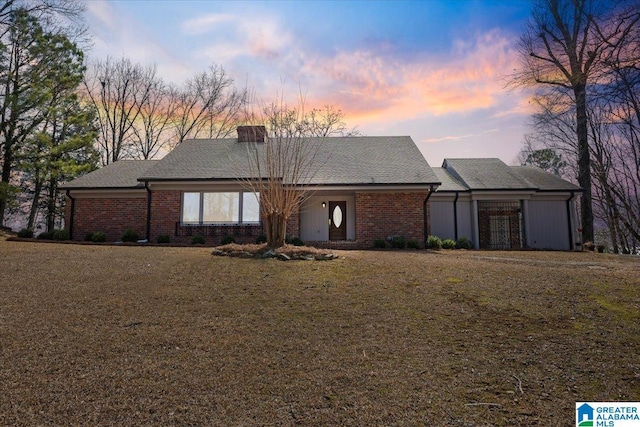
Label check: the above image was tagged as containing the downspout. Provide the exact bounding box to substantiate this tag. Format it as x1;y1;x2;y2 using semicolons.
423;185;436;245
453;191;459;241
566;191;576;250
65;190;75;240
145;181;152;242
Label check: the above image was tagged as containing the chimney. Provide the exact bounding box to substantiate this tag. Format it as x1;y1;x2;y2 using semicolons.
237;126;266;143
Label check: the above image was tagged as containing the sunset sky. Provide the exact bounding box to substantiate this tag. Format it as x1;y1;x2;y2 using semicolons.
85;0;535;166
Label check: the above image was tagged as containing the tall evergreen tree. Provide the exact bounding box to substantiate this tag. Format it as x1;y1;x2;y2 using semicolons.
0;8;94;227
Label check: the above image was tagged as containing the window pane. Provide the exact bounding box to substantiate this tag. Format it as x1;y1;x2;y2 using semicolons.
203;192;239;222
182;192;200;223
242;192;260;222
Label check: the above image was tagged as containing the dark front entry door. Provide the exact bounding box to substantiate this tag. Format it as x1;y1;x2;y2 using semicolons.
329;201;347;241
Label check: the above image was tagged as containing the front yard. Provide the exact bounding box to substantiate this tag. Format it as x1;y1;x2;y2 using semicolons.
0;238;638;425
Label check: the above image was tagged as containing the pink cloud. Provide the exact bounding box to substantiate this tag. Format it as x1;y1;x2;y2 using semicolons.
277;29;523;127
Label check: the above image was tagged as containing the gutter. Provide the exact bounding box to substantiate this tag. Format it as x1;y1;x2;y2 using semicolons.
66;190;75;240
423;185;437;245
566;190;576;250
453;191;459;241
145;181;152;241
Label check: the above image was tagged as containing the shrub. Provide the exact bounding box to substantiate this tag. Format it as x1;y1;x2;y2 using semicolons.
255;234;267;244
84;232;94;242
17;228;34;238
191;235;205;245
121;228;139;243
221;235;235;245
156;234;170;244
390;235;406;249
52;230;70;241
426;235;442;249
441;239;456;249
455;236;473;250
286;236;304;246
91;231;107;242
373;238;386;248
37;231;53;240
407;239;421;249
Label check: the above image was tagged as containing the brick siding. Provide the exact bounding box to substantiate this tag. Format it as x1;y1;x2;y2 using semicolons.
149;190;181;242
66;190;432;248
354;192;430;248
68;196;147;242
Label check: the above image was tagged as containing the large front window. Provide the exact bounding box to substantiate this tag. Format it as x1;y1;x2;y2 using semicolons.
182;191;260;224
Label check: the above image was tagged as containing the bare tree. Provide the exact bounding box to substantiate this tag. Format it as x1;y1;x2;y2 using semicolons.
305;105;359;137
83;57;157;165
236;97;357;248
508;0;635;243
170;65;246;147
129;78;175;159
518;2;640;252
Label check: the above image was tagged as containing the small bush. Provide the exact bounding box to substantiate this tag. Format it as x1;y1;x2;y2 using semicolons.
84;232;94;242
286;236;304;246
18;228;34;238
441;239;456;249
455;236;473;249
373;238;386;248
426;235;442;249
255;234;267;244
221;235;235;245
407;239;421;249
156;234;170;244
37;231;53;240
52;230;70;241
191;235;205;245
91;231;107;242
121;228;139;242
390;235;406;249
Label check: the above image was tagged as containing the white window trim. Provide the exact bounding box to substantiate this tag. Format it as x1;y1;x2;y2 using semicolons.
181;191;260;225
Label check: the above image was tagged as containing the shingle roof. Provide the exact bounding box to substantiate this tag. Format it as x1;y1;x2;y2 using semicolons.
435;159;581;193
60;160;159;189
139;136;440;186
511;166;582;191
307;136;439;185
432;167;468;192
442;158;535;190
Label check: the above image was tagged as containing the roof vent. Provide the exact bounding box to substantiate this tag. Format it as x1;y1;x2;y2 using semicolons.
237;126;266;143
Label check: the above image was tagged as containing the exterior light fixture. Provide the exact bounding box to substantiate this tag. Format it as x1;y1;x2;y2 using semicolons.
322;201;326;208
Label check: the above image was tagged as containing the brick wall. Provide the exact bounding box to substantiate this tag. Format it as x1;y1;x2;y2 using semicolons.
149;189;181;242
355;192;430;248
68;196;147;242
286;211;300;239
66;190;432;248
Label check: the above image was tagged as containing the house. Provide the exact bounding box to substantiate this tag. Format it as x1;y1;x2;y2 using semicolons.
61;127;581;249
62;127;440;248
429;158;582;250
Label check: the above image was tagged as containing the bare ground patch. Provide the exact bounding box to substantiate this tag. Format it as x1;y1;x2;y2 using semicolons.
0;241;638;426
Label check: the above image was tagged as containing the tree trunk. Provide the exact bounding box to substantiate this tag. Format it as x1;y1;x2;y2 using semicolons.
0;146;12;225
26;167;43;230
574;83;594;243
265;212;287;248
46;177;57;232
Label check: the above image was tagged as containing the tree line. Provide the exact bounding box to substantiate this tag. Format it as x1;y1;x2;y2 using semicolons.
0;1;356;235
512;0;640;253
0;0;250;232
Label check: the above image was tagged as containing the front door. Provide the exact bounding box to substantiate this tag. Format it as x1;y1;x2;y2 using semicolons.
329;201;347;241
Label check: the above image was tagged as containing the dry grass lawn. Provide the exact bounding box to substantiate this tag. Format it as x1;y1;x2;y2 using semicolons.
0;236;639;426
